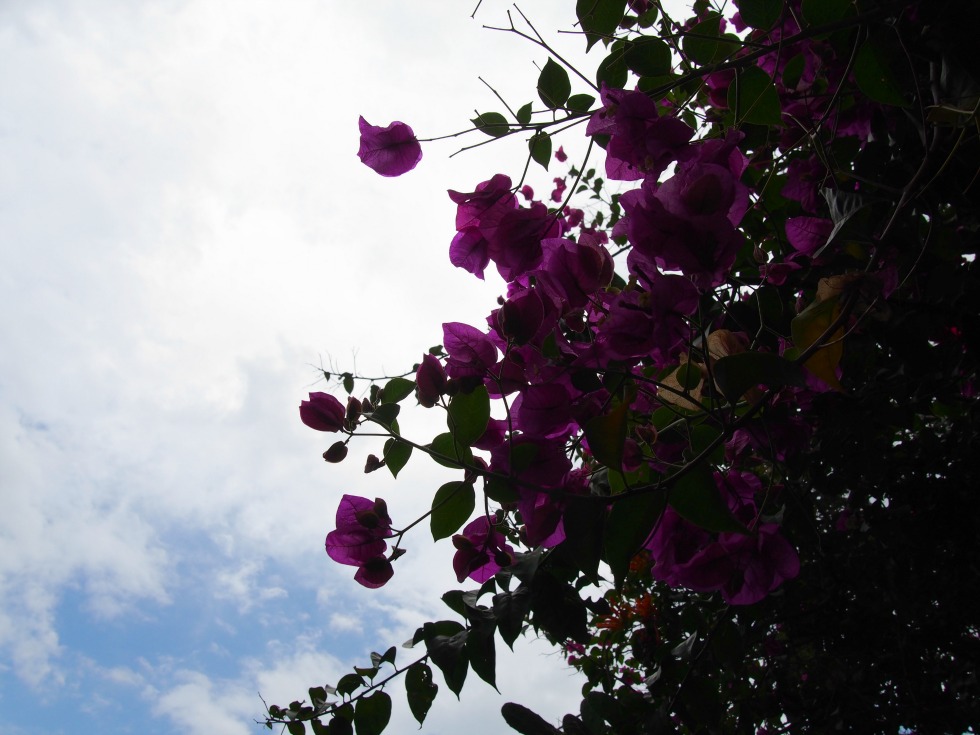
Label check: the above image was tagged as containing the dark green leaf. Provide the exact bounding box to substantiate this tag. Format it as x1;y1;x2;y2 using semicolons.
383;438;412;479
854;35;908;107
430;481;476;541
782;53;805;90
682;14;740;65
734;0;782;30
566;93;596;112
485;475;519;503
501;702;560;735
447;384;490;446
405;663;438;726
529;573;589;643
537;58;571;109
328;715;353;735
596;46;628;89
335;673;363;696
493;587;530;649
561;498;605;584
576;0;627;51
465;625;497;689
381;377;415;404
368;402;400;429
287;722;306;735
529;131;552;171
427;631;469;698
370;647;396;668
728;65;782;126
428;432;474;469
801;0;852;26
584;402;629;472
623;37;671;77
353;691;391;735
342;373;354;395
516;102;533;126
712;351;804;404
354;666;378;680
471;111;510;137
668;463;746;533
604;491;666;585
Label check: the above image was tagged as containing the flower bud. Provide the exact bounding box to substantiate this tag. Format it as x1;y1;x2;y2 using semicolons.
323;441;349;463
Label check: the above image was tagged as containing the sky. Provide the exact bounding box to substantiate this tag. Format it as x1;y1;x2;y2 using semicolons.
0;1;688;733
0;1;610;733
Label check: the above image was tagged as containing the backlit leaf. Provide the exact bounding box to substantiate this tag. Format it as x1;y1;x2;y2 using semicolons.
430;481;476;541
537;59;571;109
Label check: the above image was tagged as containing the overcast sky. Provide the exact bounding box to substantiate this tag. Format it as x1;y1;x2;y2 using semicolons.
0;1;689;733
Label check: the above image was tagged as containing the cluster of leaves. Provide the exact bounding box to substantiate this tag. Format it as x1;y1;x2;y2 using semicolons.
277;0;980;733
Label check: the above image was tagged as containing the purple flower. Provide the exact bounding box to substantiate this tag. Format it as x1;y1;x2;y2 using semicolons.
587;85;695;181
452;517;514;582
325;495;397;588
442;322;498;378
300;392;346;432
357;117;422;177
415;353;448;408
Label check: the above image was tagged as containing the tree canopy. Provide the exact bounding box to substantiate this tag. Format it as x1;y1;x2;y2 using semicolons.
274;0;980;733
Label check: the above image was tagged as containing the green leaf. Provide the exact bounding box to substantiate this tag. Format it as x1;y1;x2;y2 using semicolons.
596;46;628;89
854;35;908;107
528;131;552;171
492;587;530;649
287;722;306;735
801;0;852;26
712;351;804;404
566;93;596;112
668;464;746;533
623;37;672;77
734;0;782;30
465;625;497;689
383;438;412;479
430;481;476;541
604;491;666;585
342;373;354;395
335;673;363;696
682;14;740;65
471;111;510;137
368;402;400;429
328;713;354;735
584;402;629;471
405;663;438;726
516;102;533;126
576;0;627;51
380;377;414;404
447;384;490;446
782;53;806;90
353;691;391;735
501;702;560;735
728;65;782;126
537;58;571;109
561;497;605;584
428;432;474;469
427;630;469;698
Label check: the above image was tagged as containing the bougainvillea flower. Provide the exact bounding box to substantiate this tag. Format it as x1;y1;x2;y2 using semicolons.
786;216;834;256
325;495;393;568
513;383;574;438
443;322;498;378
300;392;347;432
452;517;514;583
356;117;422;177
487;202;562;282
354;556;395;589
535;237;614;311
717;526;801;605
587;85;695;181
415;353;448;408
448;227;491;279
448;174;517;231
